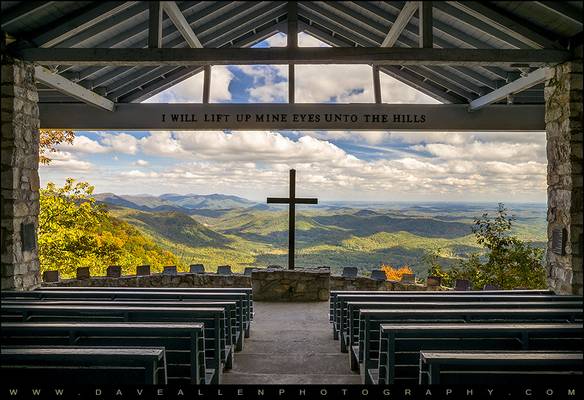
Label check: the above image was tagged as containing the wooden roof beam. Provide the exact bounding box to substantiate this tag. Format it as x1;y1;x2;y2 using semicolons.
162;1;203;48
448;1;564;49
15;47;572;67
34;66;115;111
468;67;547;111
34;1;133;48
381;1;418;47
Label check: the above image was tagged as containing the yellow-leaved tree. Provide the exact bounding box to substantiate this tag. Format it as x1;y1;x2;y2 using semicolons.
39;178;179;278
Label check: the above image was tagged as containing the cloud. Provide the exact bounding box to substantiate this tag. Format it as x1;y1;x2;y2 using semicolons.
265;32;287;47
99;133;139;155
134;159;149;166
299;32;331;47
142;66;233;103
72;129;546;202
40;151;94;171
232;64;288;102
57;136;108;154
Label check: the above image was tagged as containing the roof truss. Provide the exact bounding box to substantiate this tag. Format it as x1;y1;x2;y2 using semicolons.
1;0;580;108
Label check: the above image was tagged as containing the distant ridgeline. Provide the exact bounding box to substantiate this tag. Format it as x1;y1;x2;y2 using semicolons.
89;193;547;276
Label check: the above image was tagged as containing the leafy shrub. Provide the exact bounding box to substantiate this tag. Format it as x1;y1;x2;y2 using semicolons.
428;204;546;290
381;264;414;281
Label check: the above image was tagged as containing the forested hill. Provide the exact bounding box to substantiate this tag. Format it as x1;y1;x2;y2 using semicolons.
100;193;547;275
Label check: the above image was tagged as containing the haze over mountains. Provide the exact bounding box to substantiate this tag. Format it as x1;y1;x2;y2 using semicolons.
94;193;547;274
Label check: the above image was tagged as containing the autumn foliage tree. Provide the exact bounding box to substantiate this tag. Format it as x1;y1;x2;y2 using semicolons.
381;264;414;281
39;178;178;278
39;129;75;164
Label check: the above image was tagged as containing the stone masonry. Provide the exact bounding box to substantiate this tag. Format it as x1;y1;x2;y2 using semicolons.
1;57;41;291
545;45;583;295
44;268;445;300
252;269;331;301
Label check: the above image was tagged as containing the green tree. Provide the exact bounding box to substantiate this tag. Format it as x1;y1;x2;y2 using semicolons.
429;204;546;290
423;248;455;287
39;178;178;278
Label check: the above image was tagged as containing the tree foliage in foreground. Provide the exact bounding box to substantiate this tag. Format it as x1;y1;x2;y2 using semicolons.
427;204;547;290
39;129;75;165
39;178;178;278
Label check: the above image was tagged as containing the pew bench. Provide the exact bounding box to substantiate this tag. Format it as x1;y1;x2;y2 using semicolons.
0;304;228;383
1;346;167;384
2;299;243;353
419;351;583;384
39;286;255;332
343;300;583;354
1;321;212;384
329;289;555;327
2;290;248;350
376;323;583;385
353;308;583;379
333;293;582;345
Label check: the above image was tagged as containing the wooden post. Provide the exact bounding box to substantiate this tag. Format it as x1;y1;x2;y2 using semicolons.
372;64;382;104
203;65;211;103
288;1;298;104
419;1;433;48
148;2;162;48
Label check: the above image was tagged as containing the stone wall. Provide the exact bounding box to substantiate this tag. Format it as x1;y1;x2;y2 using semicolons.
545;47;583;295
251;269;330;301
43;268;445;300
330;276;443;291
43;273;252;288
1;57;41;291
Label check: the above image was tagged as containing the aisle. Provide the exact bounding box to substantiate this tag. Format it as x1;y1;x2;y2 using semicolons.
222;301;361;384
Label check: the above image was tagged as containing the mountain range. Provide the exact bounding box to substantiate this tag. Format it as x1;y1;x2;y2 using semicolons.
95;193;547;275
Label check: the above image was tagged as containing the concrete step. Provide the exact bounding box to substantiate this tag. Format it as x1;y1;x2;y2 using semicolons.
232;353;351;375
222;372;361;384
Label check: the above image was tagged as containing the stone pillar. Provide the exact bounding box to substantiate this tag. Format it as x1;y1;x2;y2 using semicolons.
1;57;41;291
545;46;583;295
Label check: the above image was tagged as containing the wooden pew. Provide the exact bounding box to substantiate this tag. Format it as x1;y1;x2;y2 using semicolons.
2;290;248;350
329;289;555;324
1;346;167;384
0;304;228;384
2;299;243;353
333;293;582;345
419;351;583;384
377;323;583;385
1;322;210;384
354;308;583;378
344;300;583;354
40;286;255;325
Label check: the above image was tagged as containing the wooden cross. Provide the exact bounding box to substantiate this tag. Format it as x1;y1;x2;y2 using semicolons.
267;169;318;270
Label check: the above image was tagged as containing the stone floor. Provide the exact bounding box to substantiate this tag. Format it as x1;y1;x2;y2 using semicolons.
222;301;361;384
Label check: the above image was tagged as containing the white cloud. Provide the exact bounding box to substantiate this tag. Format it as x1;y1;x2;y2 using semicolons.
142;66;233;103
232;65;288;102
134;159;149;166
139;131;187;157
72;129;546;202
99;133;139;155
57;136;108;154
379;73;440;104
265;32;287;47
299;32;331;47
40;151;94;171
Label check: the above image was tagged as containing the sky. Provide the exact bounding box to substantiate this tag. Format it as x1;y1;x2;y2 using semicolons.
40;33;546;203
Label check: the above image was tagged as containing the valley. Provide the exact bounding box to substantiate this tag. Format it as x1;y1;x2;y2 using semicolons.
95;193;547;276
